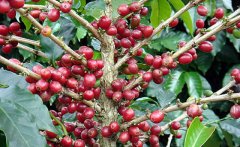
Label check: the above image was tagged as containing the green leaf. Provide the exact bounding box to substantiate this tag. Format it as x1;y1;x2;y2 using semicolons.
227;33;240;53
150;0;172;28
205;0;216;16
147;82;176;108
76;26;87;41
223;64;240;86
222;130;234;147
199;75;211;90
195;52;214;74
184;72;203;98
0;101;46;147
0;130;7;147
184;117;216;147
85;0;105;18
164;70;185;95
21;16;32;32
222;0;233;11
131;97;158;112
211;31;226;56
168;0;193;34
220;119;240;138
203;131;221;147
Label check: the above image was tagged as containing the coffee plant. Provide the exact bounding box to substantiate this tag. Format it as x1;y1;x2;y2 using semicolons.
0;0;240;146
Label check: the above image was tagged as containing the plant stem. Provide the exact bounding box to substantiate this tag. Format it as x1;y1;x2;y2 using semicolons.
204;116;233;125
17;43;48;58
49;112;68;136
23;4;47;9
166;134;173;147
0;35;41;47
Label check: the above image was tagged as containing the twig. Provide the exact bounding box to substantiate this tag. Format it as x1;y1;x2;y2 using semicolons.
17;43;48;58
0;55;101;112
16;8;87;65
23;4;47;9
0;35;41;47
49;111;68;136
166;134;173;147
46;0;105;44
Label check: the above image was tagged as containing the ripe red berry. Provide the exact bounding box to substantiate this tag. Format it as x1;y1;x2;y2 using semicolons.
214;8;224;19
197;5;208;16
98;16;111;30
128;63;139;74
7;9;16;19
209;17;218;26
129;2;141;12
109;121;120;133
48;8;60;22
61;136;72;147
142;26;153;38
149;135;159;145
9;22;20;33
0;0;10;14
88;128;98;138
64;122;75;132
101;126;112;138
132;29;142;40
74;139;85;147
2;44;13;54
119;131;130;144
196;19;205;28
123;90;135;100
178;53;193;64
87;59;98;70
120;38;132;48
150;110;164;123
122;108;135;121
112;91;123;102
198;41;213;53
68;103;77;113
144;54;154;65
171;121;181;130
66;78;78;89
45;131;57;138
150;125;161;135
231;68;240;77
9;0;25;9
83;107;95;119
140;7;148;16
106;26;117;36
36;79;49;91
169;18;179;28
138;121;150;132
83;90;95;100
230;104;240;119
27;83;37;94
83;74;96;88
49;81;62;93
30;9;41;18
78;46;94;60
40;91;52;102
39;12;48;22
175;132;182;139
60;2;72;13
152;56;162;69
187;104;202;118
128;126;140;136
0;25;9;36
118;4;130;16
130;14;141;28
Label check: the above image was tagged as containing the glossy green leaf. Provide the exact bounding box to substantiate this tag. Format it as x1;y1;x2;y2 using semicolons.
76;26;87;41
168;0;193;34
184;117;216;147
203;131;221;147
195;52;214;74
220;119;240;138
222;130;234;147
227;34;240;53
222;0;233;11
21;16;32;32
0;130;7;147
184;72;203;98
147;82;176;108
205;0;216;16
131;97;158;112
164;70;185;95
0;102;46;147
85;0;105;18
211;31;226;56
150;0;172;28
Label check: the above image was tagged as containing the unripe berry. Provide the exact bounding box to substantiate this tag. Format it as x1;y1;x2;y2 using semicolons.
41;26;52;37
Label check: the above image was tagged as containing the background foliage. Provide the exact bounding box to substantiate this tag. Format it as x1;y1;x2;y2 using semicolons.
0;0;240;146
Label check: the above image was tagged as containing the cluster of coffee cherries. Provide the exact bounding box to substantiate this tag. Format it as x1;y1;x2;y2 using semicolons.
45;102;100;147
0;22;22;54
29;0;72;23
186;104;203;127
26;46;103;102
0;0;25;17
226;21;240;39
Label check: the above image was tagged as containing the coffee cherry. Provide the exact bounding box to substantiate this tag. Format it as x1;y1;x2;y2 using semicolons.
196;19;205;28
74;139;85;147
138;121;150;132
214;8;224;19
7;9;16;19
144;54;154;65
187;104;202;118
30;9;41;18
60;2;72;13
98;16;111;30
140;7;148;16
119;131;130;144
123;90;135;100
48;8;60;22
106;26;117;36
150;110;164;123
83;90;95;100
231;68;240;77
0;25;9;36
178;53;193;64
39;12;47;22
2;44;13;54
36;79;49;91
41;26;52;37
209;17;218;26
40;91;52;102
142;26;153;38
80;129;88;139
128;126;140;136
122;108;135;121
83;74;96;88
112;91;123;102
152;56;162;69
9;22;20;33
109;121;120;133
83;107;95;119
61;136;72;147
149;135;159;145
78;46;93;60
132;29;142;40
230;104;240;119
233;29;240;39
175;132;182;139
171;121;181;130
27;83;37;94
120;38;132;48
65;122;75;132
66;78;78;89
101;126;112;138
68;103;77;113
9;0;25;9
198;41;213;53
169;18;179;28
207;35;216;42
197;5;208;16
129;2;141;12
87;59;98;70
118;4;130;16
150;125;161;135
45;131;57;138
128;63;139;74
0;0;10;14
87;128;98;138
49;81;62;93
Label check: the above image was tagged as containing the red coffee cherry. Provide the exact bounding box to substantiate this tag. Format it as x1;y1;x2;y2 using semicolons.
175;132;182;139
119;131;130;144
101;126;112;138
48;8;60;22
169;18;179;28
150;125;161;135
83;74;96;88
118;4;130;16
230;104;240;119
36;79;49;91
128;126;140;136
150;110;164;123
120;38;132;48
98;16;111;30
178;53;193;64
9;22;20;33
61;136;72;147
88;128;98;138
149;135;159;145
41;26;52;37
0;25;9;36
144;54;154;65
129;2;141;12
122;108;135;121
9;0;25;9
209;17;218;26
109;121;120;133
0;0;10;14
60;2;72;13
138;121;150;132
152;56;162;69
197;5;208;16
2;44;13;54
214;8;224;19
30;9;41;18
198;41;213;53
132;29;143;40
83;90;95;100
142;26;153;38
140;7;148;16
39;12;48;22
171;121;181;130
45;131;57;138
74;139;85;147
231;68;240;77
49;81;62;94
187;104;202;118
196;19;205;28
78;46;93;60
106;26;117;36
130;14;141;28
7;9;16;19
